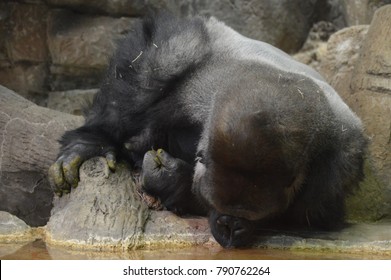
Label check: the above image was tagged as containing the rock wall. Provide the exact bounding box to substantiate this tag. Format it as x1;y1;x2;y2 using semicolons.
3;0;389;109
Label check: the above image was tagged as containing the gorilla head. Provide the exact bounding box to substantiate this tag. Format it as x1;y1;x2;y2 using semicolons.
194;71;323;223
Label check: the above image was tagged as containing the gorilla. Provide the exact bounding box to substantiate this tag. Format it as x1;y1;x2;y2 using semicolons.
49;14;367;248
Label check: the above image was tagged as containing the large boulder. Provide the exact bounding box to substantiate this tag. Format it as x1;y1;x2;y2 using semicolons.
318;5;391;220
349;5;391;211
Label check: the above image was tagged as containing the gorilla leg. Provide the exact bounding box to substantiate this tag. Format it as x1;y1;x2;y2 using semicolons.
141;149;207;216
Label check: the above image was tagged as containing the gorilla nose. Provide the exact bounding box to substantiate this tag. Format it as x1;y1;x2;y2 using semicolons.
210;211;255;248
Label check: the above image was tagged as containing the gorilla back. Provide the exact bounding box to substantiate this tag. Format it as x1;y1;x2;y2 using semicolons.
49;14;367;248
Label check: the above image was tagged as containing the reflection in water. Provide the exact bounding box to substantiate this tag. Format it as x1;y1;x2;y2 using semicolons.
1;239;389;260
1;240;51;260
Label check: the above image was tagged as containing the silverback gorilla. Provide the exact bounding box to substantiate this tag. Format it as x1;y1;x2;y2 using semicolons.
49;14;367;248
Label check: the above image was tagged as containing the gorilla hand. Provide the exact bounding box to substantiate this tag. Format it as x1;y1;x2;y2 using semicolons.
48;143;116;196
209;210;255;248
141;149;206;216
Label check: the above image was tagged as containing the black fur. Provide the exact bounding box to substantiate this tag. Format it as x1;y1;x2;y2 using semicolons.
52;14;367;248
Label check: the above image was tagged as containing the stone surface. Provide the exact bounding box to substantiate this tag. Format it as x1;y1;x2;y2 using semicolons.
46;0;347;53
1;0;391;99
0;3;10;63
157;0;336;53
47;88;98;115
351;5;391;95
255;222;391;255
318;6;391;220
45;157;214;250
0;211;30;236
143;211;213;248
7;3;49;63
46;9;136;91
0;62;49;105
0;85;83;226
46;158;150;250
343;0;391;25
47;9;136;69
0;3;49;103
349;5;391;215
293;21;338;72
46;0;147;16
0;211;36;243
319;25;369;93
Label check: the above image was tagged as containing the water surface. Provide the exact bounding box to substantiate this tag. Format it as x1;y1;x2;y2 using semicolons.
1;239;389;260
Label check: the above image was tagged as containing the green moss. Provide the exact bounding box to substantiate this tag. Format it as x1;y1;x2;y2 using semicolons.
346;160;389;222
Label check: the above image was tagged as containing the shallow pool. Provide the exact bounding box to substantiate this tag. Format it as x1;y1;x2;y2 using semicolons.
1;239;389;260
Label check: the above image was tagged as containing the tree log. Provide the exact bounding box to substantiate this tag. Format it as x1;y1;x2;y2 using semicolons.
0;85;83;226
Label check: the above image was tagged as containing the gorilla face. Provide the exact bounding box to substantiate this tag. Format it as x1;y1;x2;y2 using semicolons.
194;100;299;222
201;162;293;221
192;116;300;248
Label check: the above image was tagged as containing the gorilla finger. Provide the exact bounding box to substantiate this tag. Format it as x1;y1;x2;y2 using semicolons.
48;161;67;191
156;149;179;169
62;154;83;188
153;155;163;167
143;150;162;168
62;183;72;194
105;151;116;171
54;189;63;197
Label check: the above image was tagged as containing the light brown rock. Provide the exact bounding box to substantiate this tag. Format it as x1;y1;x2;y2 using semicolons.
47;9;136;69
343;0;391;25
7;3;49;63
0;63;49;105
318;6;391;219
319;25;369;103
46;158;150;250
350;6;391;196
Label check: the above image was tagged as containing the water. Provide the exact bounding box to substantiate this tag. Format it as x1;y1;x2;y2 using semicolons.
1;239;389;260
